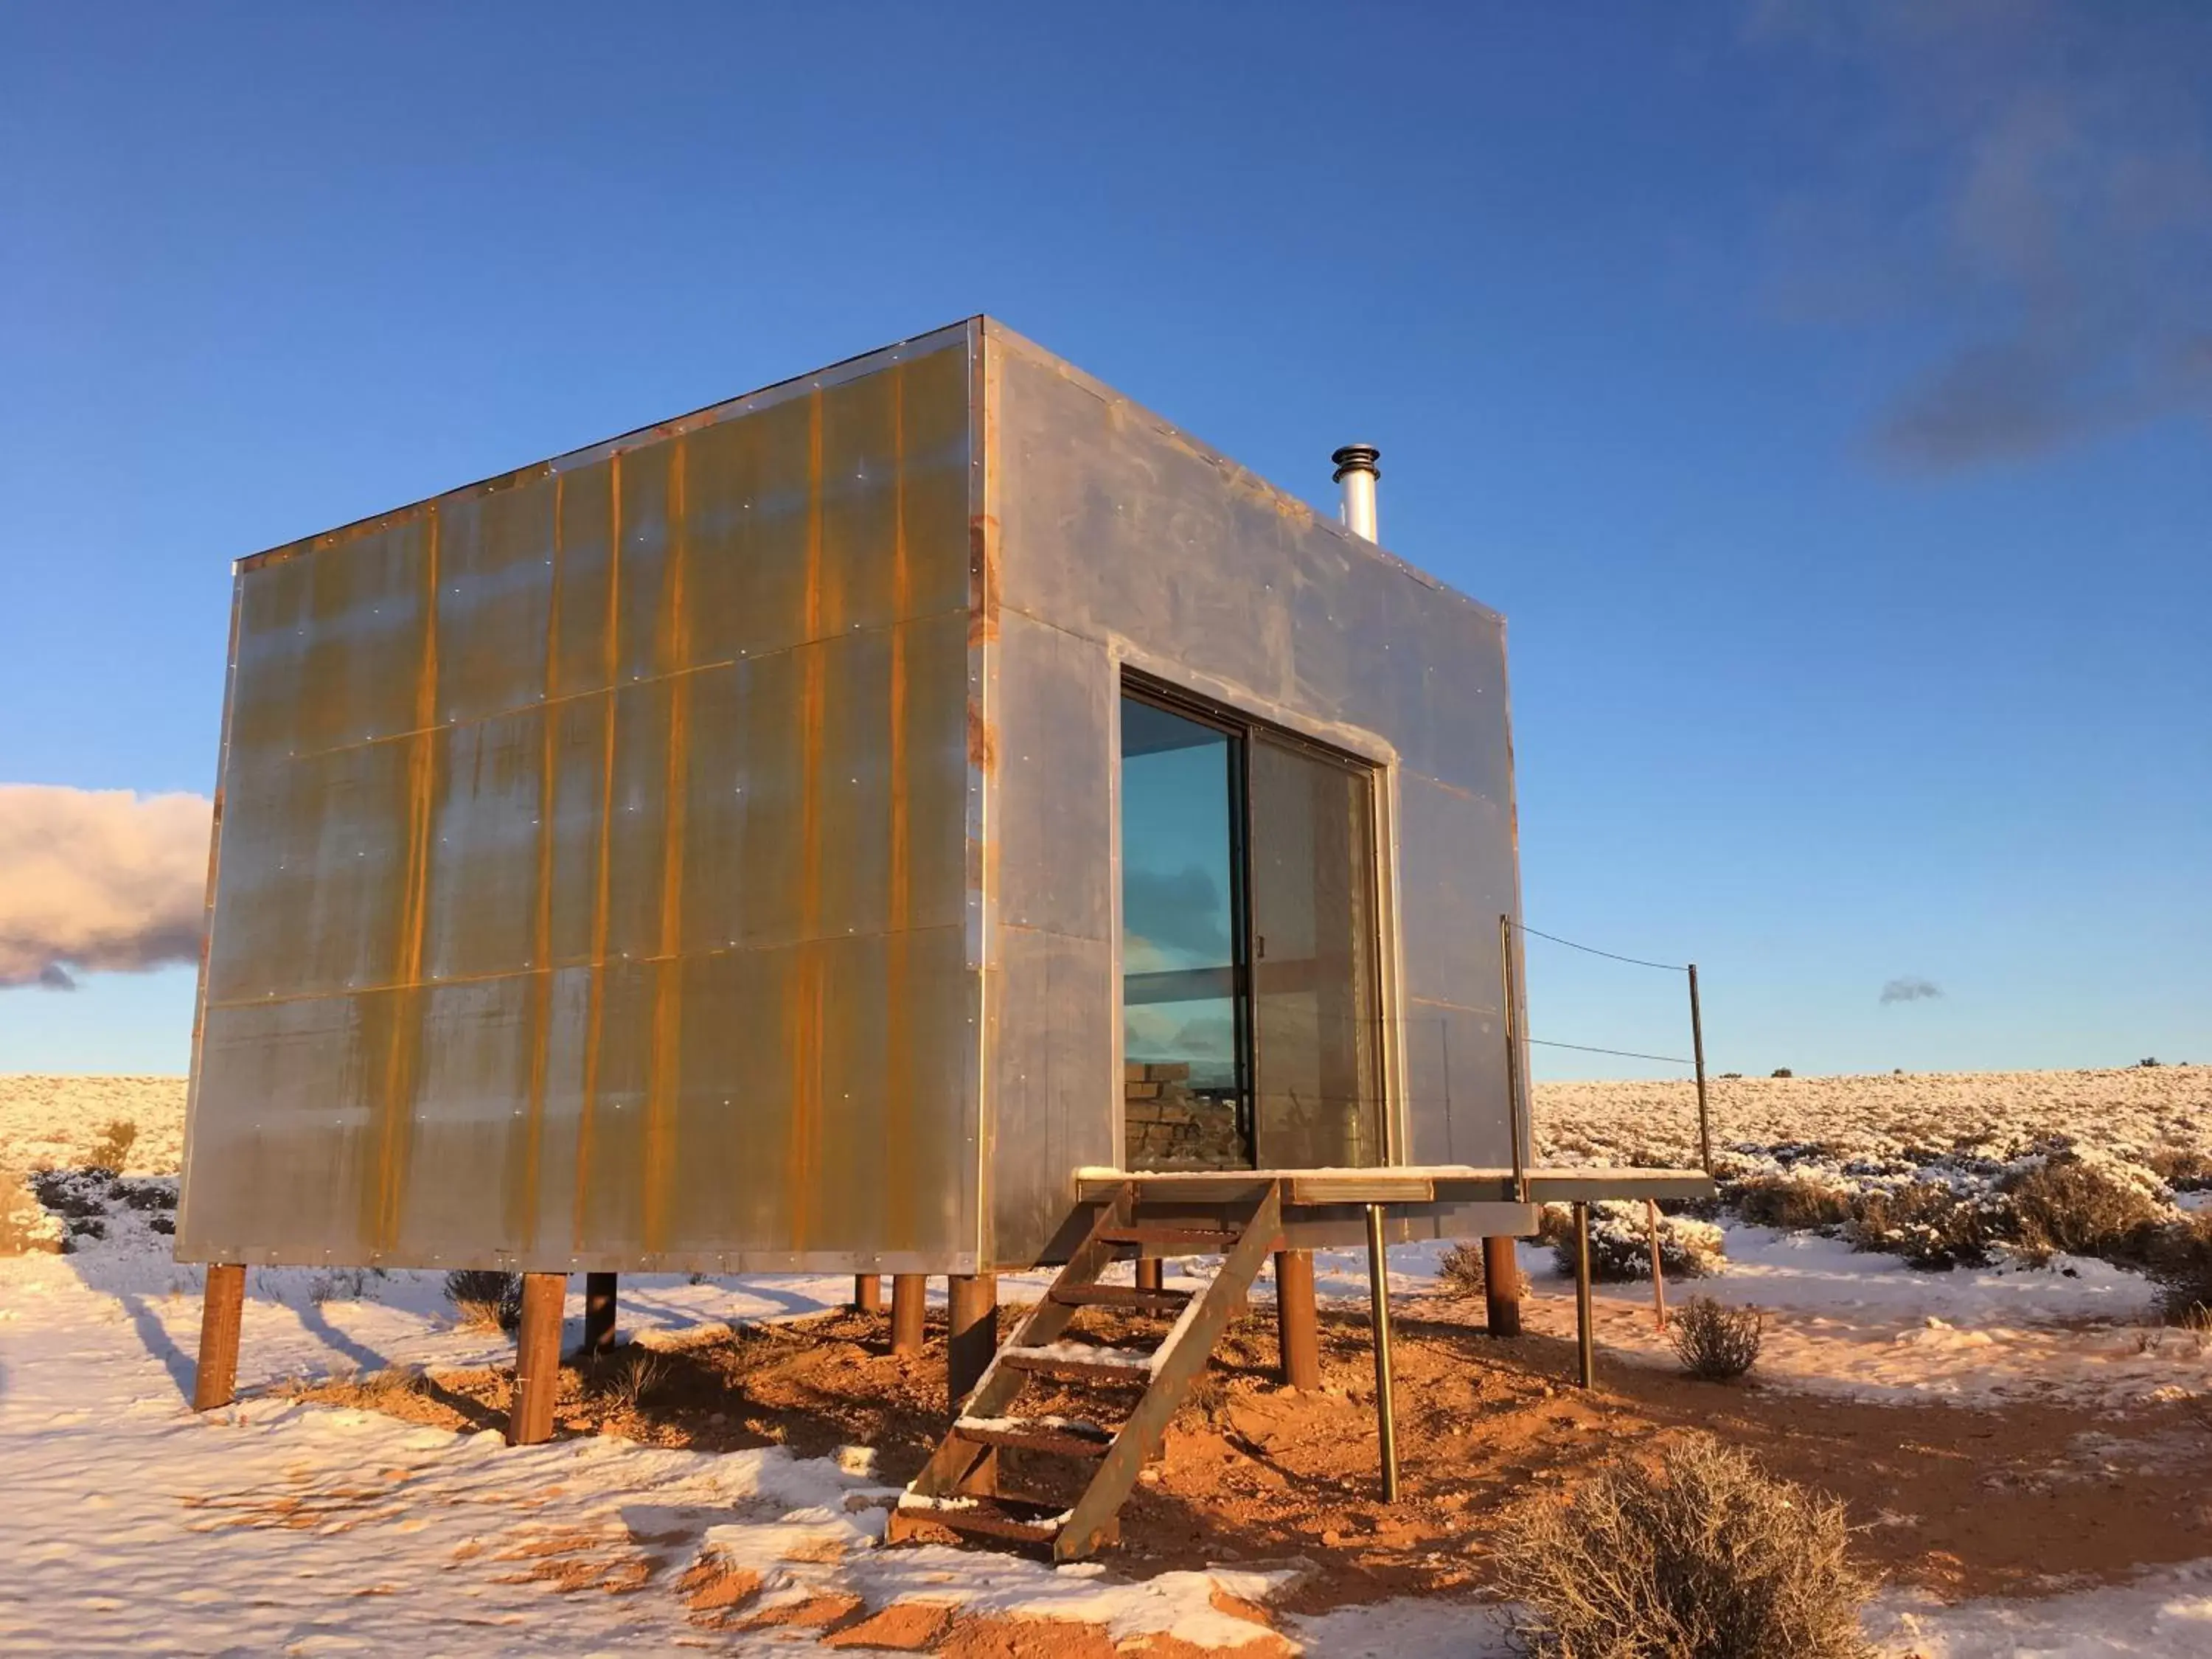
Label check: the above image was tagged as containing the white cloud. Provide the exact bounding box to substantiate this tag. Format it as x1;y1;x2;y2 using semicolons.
0;786;213;990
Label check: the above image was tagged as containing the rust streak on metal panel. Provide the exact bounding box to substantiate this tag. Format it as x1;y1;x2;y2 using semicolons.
884;364;914;1251
966;512;1000;647
965;703;997;773
518;476;563;1250
787;391;827;1247
644;442;691;1252
574;453;622;1250
375;509;441;1251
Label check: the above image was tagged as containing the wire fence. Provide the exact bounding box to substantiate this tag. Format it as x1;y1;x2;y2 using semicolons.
1511;916;1713;1169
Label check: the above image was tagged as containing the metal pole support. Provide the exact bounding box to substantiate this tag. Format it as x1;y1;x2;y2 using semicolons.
1646;1199;1668;1332
1135;1256;1164;1293
1500;914;1527;1203
852;1274;883;1315
1481;1236;1523;1337
193;1262;246;1411
508;1271;567;1446
1274;1248;1321;1390
889;1273;925;1354
1572;1200;1596;1390
1365;1205;1399;1502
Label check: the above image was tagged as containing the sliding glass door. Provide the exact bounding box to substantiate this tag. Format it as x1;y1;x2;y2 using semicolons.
1118;695;1251;1169
1248;734;1382;1167
1119;681;1383;1171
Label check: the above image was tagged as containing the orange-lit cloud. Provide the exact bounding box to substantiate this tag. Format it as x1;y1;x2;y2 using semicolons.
0;786;212;990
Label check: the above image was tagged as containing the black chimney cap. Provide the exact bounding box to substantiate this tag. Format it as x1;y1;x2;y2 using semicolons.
1330;443;1380;482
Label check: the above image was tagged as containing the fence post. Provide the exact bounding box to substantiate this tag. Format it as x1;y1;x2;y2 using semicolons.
1646;1198;1667;1331
1688;962;1711;1172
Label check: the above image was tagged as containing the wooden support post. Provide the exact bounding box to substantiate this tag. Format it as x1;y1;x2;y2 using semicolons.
1481;1236;1523;1337
1273;1248;1320;1390
192;1262;246;1411
890;1273;925;1354
947;1273;998;1410
1134;1256;1164;1293
853;1274;883;1315
583;1271;618;1359
1572;1200;1596;1390
507;1272;566;1447
1365;1206;1399;1502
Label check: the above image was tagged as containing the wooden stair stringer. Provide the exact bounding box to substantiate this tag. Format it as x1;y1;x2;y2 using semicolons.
1052;1180;1283;1560
894;1185;1138;1513
886;1179;1285;1562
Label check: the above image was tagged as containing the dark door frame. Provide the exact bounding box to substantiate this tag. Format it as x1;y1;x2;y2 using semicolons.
1118;669;1388;1169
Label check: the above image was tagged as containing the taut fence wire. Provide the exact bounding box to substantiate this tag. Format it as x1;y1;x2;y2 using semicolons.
1509;916;1714;1174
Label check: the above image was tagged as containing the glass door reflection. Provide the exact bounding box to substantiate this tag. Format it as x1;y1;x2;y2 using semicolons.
1118;694;1252;1169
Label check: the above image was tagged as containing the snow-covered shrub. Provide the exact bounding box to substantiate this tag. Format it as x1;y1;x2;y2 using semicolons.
1728;1174;1852;1231
1495;1436;1877;1659
445;1270;523;1333
2000;1152;2166;1266
2149;1211;2212;1325
116;1178;177;1211
1843;1182;1997;1270
29;1168;108;1220
1670;1296;1764;1381
1543;1201;1724;1282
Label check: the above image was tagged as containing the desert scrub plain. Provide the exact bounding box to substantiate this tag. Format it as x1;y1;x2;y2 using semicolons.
3;1066;2210;1656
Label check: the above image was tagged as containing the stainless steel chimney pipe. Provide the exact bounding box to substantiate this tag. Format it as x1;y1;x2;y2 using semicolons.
1332;444;1380;542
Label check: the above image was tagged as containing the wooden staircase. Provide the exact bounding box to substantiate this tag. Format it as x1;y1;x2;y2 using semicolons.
885;1179;1284;1561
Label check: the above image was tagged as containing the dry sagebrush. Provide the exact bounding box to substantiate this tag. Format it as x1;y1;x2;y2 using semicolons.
1669;1296;1764;1382
1495;1436;1877;1659
2000;1155;2166;1266
444;1269;524;1334
2149;1211;2212;1326
1439;1240;1527;1301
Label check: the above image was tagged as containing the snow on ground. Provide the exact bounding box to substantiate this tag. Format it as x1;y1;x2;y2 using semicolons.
12;1211;2211;1656
1177;1225;2209;1413
0;1208;1308;1655
7;1069;2211;1652
1870;1561;2212;1658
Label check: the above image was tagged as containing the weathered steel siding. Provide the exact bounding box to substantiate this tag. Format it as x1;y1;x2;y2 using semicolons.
179;330;983;1271
984;322;1531;1260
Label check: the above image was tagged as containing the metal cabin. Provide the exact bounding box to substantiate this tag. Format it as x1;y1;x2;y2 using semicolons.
177;319;1709;1553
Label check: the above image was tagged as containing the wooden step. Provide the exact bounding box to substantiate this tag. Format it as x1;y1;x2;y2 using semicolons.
999;1345;1155;1385
1096;1225;1240;1250
888;1180;1280;1563
1050;1283;1190;1313
952;1416;1116;1459
891;1492;1065;1547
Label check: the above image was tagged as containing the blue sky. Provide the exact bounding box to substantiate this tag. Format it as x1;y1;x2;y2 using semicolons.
2;2;2205;1078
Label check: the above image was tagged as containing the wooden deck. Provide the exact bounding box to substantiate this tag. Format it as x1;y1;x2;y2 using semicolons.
1073;1164;1716;1208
